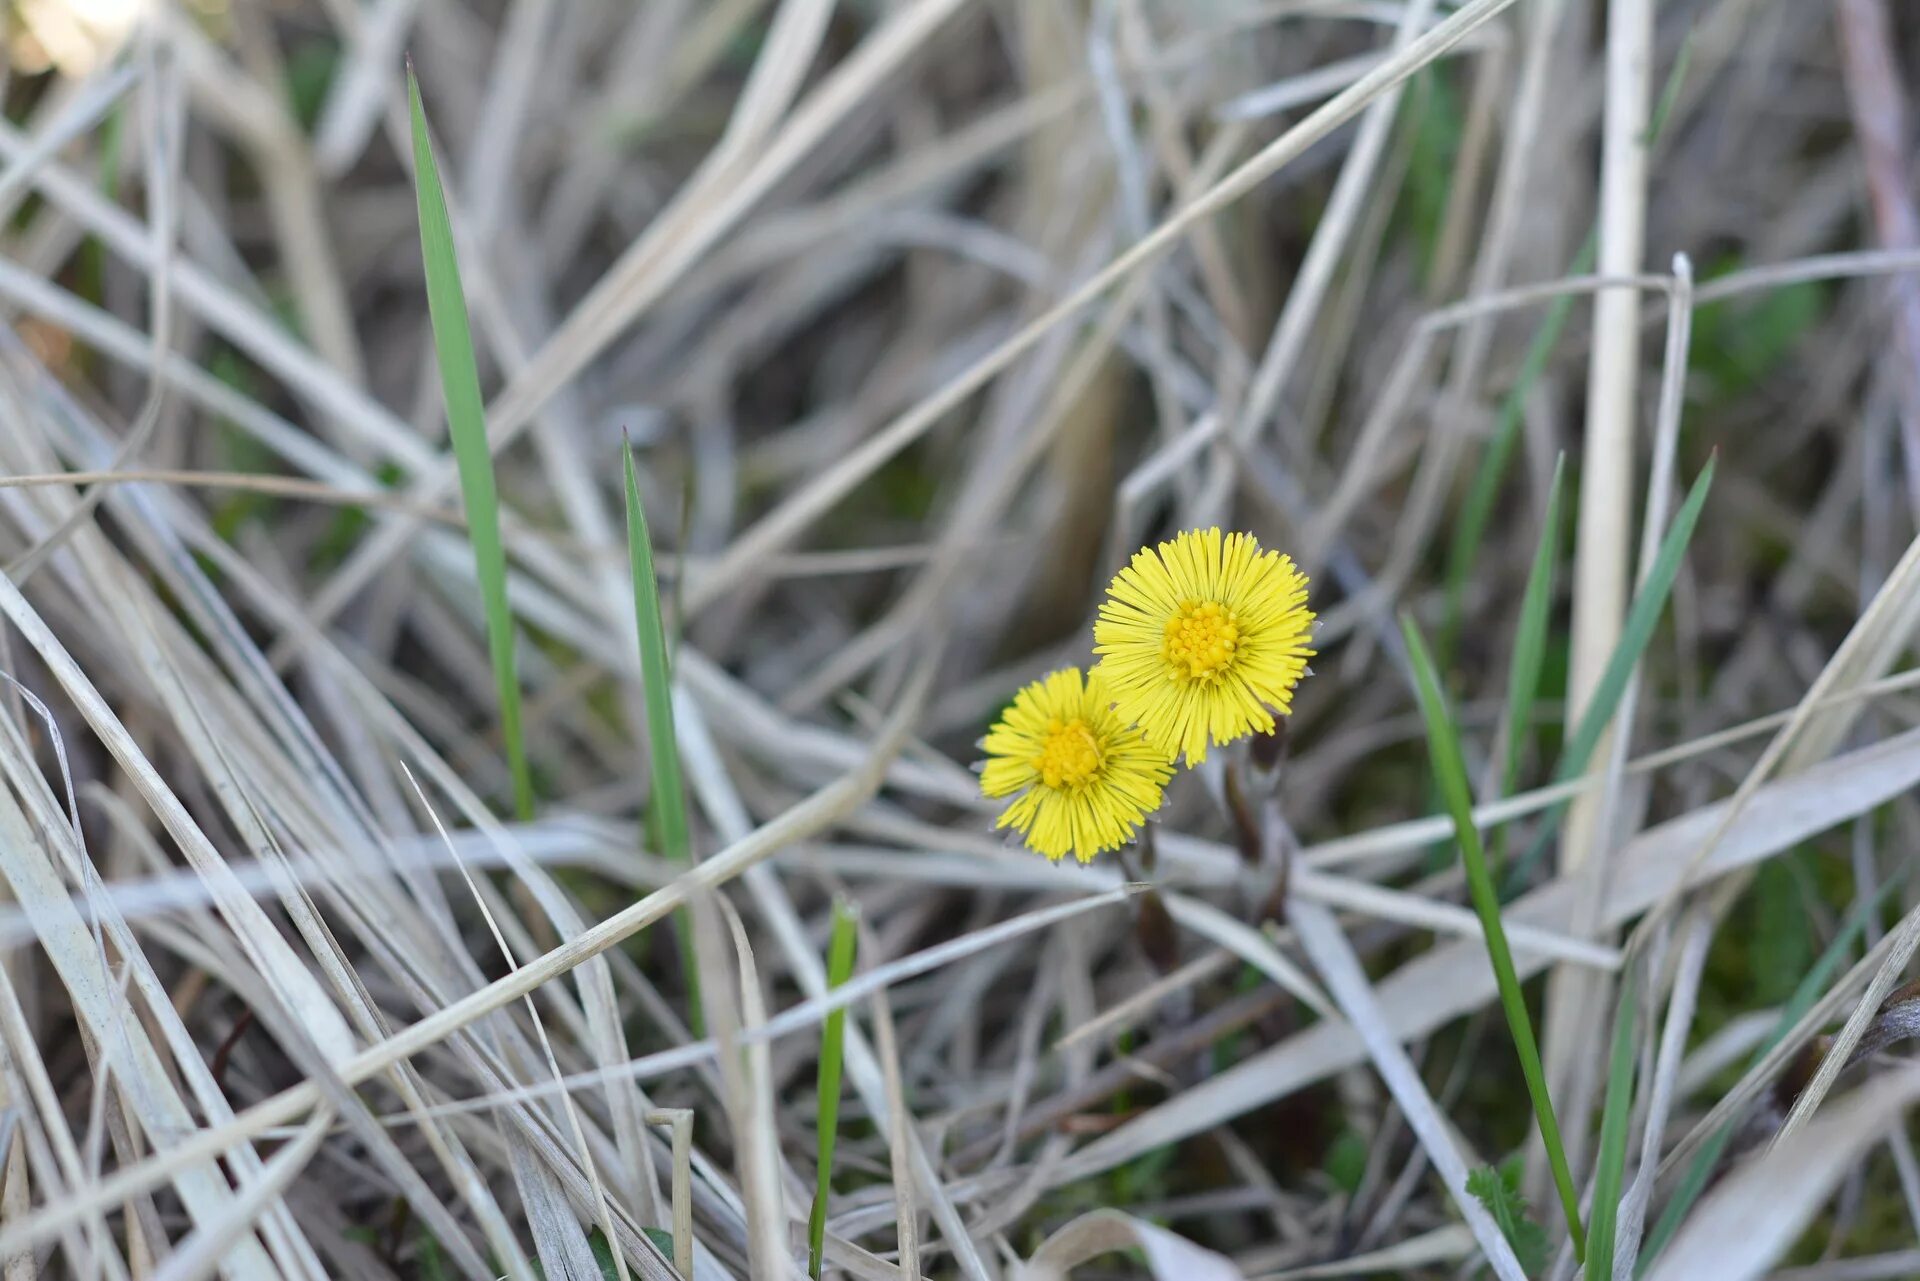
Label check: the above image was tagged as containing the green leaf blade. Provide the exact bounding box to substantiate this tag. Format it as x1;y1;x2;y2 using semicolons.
623;446;702;1032
1506;459;1718;890
1441;233;1595;665
407;67;532;820
1501;457;1566;799
808;899;860;1281
1586;974;1640;1281
1403;616;1586;1261
1490;456;1566;882
622;447;690;865
1556;456;1717;783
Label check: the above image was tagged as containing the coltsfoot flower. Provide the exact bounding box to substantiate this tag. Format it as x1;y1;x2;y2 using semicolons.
1094;527;1314;766
979;667;1173;863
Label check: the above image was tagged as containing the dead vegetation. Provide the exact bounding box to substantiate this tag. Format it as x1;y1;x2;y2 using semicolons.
1;1;1919;1278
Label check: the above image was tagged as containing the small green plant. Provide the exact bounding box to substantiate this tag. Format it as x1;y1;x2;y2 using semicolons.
1467;1161;1550;1276
1691;261;1824;401
1324;1129;1368;1195
1402;65;1464;285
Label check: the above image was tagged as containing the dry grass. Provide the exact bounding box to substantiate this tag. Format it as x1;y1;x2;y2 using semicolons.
1;1;1919;1278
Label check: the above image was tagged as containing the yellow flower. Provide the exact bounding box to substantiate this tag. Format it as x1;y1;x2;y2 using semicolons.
980;668;1173;863
1093;527;1314;766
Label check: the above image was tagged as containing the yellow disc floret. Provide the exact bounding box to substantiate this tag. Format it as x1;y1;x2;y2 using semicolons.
1162;599;1240;681
980;668;1173;863
1034;719;1104;789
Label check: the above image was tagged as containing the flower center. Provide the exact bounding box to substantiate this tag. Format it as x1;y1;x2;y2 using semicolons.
1033;719;1104;790
1162;598;1240;681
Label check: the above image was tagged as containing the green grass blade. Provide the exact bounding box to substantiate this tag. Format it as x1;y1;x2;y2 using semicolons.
622;446;690;864
1440;232;1595;664
1643;34;1694;147
808;898;859;1281
1402;616;1587;1261
1637;869;1906;1272
1442;43;1691;666
623;445;702;1033
1490;456;1565;878
1557;457;1716;783
1585;972;1640;1281
1504;459;1716;891
407;67;532;820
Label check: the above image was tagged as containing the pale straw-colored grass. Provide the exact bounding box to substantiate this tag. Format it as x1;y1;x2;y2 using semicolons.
1;2;1920;1278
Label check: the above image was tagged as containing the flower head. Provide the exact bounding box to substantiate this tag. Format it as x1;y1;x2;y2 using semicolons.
1093;527;1313;766
980;667;1173;863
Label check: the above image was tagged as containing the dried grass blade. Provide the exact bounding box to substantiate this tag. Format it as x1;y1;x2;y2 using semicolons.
1645;1070;1920;1281
1289;900;1528;1281
1631;870;1901;1270
1016;1209;1239;1281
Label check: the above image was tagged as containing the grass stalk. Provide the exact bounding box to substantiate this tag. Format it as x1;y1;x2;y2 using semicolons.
622;446;690;864
808;898;859;1280
1403;616;1587;1261
407;66;533;819
1585;970;1640;1281
1490;455;1565;878
1504;459;1717;891
623;445;702;1031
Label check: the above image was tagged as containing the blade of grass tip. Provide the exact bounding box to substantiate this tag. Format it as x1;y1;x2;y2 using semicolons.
624;445;703;1035
1441;41;1692;666
1559;457;1715;782
407;66;532;820
1503;457;1716;893
1642;33;1693;148
1403;616;1588;1261
1586;970;1640;1281
808;898;859;1281
1637;868;1908;1273
623;445;690;864
1490;455;1566;880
